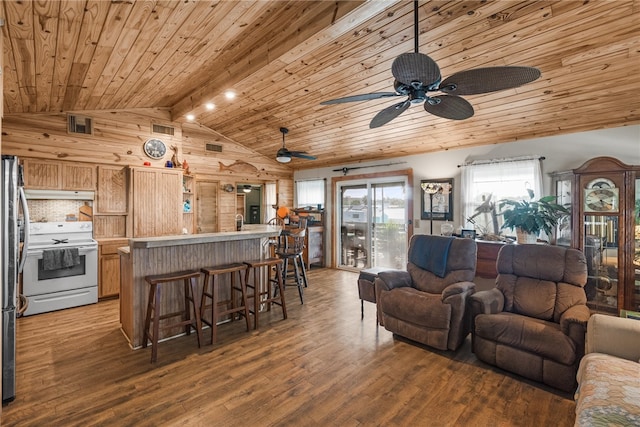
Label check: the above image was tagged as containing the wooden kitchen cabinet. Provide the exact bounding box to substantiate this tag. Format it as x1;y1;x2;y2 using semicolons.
130;167;182;237
22;158;62;189
96;165;128;214
94;165;129;239
62;162;96;190
98;239;128;298
23;158;96;190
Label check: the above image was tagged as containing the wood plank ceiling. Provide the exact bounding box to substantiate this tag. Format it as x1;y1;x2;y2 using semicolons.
2;1;639;170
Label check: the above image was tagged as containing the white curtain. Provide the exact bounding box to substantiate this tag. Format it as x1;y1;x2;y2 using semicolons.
461;158;542;235
263;182;277;222
295;179;325;208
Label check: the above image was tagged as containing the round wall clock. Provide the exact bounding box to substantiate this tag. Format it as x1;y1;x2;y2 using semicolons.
583;177;619;213
143;138;167;159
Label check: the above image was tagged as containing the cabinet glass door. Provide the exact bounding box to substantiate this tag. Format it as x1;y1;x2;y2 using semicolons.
552;172;573;247
583;215;619;313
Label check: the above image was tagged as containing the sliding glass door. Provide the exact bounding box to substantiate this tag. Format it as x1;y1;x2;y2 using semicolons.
338;179;408;270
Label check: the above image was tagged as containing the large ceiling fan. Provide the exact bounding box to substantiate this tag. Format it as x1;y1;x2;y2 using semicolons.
320;0;541;128
276;127;317;163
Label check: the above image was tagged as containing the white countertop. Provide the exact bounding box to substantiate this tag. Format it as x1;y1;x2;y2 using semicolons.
126;224;282;249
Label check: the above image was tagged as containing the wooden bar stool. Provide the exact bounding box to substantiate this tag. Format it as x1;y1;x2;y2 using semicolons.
243;257;287;330
200;263;250;345
143;269;203;363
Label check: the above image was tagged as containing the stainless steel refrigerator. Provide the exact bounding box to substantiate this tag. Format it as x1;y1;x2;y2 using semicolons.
2;155;29;403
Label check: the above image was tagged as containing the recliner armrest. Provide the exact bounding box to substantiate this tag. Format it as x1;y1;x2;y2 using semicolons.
468;288;504;317
442;281;476;301
375;270;412;291
559;305;590;330
559;305;590;346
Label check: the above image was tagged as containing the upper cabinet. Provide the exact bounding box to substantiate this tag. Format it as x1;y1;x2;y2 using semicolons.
96;165;128;214
130;167;182;237
23;158;96;191
63;162;96;190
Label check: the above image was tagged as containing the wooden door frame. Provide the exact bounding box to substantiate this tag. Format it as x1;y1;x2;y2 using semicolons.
330;168;414;268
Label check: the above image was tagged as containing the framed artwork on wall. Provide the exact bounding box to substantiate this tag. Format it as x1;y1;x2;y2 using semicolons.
420;178;453;221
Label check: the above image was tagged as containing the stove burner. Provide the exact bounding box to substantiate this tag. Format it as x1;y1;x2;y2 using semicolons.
52;239;69;245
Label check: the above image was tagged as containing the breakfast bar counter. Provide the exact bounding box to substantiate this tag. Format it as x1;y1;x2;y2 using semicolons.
118;225;281;348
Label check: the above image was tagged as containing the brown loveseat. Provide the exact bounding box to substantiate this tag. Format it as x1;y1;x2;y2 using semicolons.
375;235;477;351
469;244;589;392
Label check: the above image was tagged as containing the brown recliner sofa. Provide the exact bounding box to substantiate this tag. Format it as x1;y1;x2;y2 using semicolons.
469;244;589;392
375;235;477;351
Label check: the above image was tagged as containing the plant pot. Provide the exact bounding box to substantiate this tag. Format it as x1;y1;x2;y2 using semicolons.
516;228;538;244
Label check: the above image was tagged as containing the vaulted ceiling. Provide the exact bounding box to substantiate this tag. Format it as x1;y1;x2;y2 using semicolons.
2;1;639;169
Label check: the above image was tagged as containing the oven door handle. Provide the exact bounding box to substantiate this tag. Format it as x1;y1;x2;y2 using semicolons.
27;246;98;258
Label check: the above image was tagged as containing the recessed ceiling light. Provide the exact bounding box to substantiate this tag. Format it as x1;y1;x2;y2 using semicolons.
225;90;236;100
186;114;195;121
205;103;215;110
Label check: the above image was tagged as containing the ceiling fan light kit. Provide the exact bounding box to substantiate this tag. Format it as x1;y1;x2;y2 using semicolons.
320;0;541;128
275;127;316;163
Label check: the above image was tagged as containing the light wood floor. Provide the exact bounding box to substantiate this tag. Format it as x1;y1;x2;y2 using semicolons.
2;268;576;426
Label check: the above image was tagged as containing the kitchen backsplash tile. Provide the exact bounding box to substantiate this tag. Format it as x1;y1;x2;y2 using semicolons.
28;200;93;222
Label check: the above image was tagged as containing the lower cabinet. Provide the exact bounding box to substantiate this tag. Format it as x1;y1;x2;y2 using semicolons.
98;239;128;298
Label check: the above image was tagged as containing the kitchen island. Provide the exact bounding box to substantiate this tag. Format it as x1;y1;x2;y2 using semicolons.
118;225;281;348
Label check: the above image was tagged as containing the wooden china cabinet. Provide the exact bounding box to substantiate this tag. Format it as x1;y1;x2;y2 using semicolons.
571;157;640;314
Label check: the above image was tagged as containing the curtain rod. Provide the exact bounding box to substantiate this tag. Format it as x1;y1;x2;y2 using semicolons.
457;156;545;168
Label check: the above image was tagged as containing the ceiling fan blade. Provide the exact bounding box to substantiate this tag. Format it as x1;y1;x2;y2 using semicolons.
290;151;317;160
440;66;541;95
424;95;474;120
391;53;441;87
320;92;401;105
370;100;410;128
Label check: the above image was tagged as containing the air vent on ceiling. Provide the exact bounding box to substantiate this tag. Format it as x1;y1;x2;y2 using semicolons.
68;114;93;135
205;143;223;153
152;123;175;136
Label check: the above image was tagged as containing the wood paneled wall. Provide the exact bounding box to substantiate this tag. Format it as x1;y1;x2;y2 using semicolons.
1;109;295;233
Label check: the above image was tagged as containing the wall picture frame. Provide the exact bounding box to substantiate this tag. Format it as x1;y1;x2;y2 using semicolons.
420;178;453;221
461;229;477;239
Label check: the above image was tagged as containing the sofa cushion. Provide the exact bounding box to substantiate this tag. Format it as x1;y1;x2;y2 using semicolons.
575;353;640;427
475;312;577;365
497;275;556;320
554;282;587;323
379;287;451;328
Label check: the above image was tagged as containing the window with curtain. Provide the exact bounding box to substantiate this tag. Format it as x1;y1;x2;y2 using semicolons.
295;179;326;208
461;158;542;236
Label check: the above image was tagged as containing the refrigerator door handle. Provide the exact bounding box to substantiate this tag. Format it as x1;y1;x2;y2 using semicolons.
18;186;29;273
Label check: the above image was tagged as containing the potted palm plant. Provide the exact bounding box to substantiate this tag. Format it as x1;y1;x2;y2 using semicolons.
499;189;569;244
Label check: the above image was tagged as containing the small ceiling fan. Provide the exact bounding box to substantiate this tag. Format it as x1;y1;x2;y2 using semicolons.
320;0;541;128
276;127;317;163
